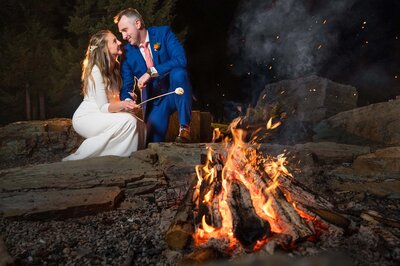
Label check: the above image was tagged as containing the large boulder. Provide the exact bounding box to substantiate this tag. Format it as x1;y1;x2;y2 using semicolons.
314;99;400;145
352;147;400;177
0;118;83;168
256;75;358;122
254;75;358;144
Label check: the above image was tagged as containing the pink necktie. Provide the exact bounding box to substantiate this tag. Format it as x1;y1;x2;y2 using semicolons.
142;42;154;68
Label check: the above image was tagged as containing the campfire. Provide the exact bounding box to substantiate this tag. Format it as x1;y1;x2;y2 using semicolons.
166;118;351;261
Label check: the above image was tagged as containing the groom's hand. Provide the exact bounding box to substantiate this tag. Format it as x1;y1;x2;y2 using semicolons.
128;92;138;101
137;73;151;90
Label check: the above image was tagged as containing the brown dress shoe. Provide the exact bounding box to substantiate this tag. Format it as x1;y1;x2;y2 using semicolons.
175;127;191;143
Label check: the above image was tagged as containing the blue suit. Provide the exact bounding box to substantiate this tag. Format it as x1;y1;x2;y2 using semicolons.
120;26;192;142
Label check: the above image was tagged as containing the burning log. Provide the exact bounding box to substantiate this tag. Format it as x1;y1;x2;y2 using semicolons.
193;152;224;228
229;147;315;241
228;179;271;249
165;178;197;250
195;172;220;226
276;172;334;209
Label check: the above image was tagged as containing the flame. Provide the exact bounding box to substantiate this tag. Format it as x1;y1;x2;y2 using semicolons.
202;215;216;233
262;198;275;219
203;190;212;203
212;128;221;142
266;118;281;130
193;117;315;252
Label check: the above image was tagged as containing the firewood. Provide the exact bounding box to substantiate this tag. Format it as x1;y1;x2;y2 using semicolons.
195;178;214;225
210;196;223;228
306;206;350;229
229;149;314;240
361;210;400;229
165;177;197;250
261;170;315;239
195;177;223;228
194;155;223;227
228;180;271;249
277;174;334;209
171;145;352;253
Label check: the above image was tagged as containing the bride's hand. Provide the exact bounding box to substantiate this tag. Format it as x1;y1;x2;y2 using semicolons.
122;99;141;114
132;102;141;112
122;99;136;111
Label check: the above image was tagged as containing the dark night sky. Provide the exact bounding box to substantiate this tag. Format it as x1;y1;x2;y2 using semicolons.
174;0;400;121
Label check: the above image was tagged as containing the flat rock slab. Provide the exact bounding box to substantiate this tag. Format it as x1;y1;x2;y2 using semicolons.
294;142;370;164
148;143;212;167
328;179;400;198
353;146;400;177
0;186;123;219
314;99;400;145
0;152;165;219
0;155;158;191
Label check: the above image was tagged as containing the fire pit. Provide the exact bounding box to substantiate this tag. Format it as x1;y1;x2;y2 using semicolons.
165;119;351;262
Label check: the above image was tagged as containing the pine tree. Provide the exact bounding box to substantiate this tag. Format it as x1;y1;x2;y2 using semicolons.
0;0;73;123
0;14;56;121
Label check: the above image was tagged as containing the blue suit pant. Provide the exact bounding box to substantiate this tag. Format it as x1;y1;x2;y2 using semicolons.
146;68;192;142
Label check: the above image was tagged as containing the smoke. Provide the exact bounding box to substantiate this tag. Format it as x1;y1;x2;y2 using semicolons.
349;64;394;104
229;0;359;100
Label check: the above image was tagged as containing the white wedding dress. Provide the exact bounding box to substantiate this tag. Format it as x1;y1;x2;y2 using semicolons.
63;65;146;161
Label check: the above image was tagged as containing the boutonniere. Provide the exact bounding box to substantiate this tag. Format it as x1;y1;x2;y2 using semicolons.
153;42;161;51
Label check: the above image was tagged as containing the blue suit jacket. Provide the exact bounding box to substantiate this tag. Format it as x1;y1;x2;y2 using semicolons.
120;26;188;118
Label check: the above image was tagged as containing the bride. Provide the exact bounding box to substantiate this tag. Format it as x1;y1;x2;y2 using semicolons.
63;30;146;161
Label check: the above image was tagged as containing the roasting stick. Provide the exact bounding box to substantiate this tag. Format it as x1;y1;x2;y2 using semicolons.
137;87;185;107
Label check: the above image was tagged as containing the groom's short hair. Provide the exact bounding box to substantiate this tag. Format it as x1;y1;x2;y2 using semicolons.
113;8;145;26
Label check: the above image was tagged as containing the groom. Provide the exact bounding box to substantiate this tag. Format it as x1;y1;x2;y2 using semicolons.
114;8;192;143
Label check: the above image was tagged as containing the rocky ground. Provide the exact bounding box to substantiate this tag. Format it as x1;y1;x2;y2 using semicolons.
1;77;400;265
2;193;399;266
1;143;400;266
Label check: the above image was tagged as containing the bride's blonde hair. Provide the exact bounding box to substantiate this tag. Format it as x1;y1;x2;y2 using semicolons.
81;30;122;95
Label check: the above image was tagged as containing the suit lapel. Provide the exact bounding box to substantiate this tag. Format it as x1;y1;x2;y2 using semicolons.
148;28;160;66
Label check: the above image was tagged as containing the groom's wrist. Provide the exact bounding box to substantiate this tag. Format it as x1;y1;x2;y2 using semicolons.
146;67;158;78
